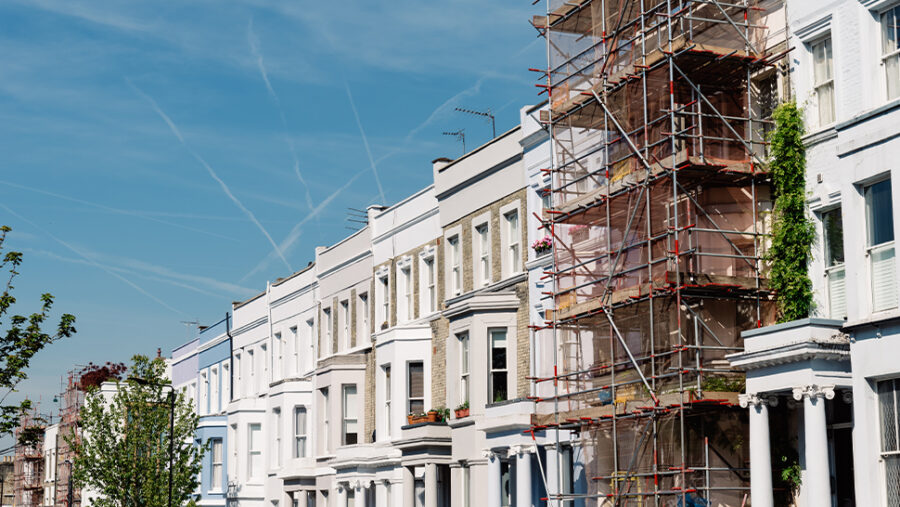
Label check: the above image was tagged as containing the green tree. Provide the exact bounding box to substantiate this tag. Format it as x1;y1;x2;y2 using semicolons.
69;355;205;507
767;102;815;322
0;225;76;442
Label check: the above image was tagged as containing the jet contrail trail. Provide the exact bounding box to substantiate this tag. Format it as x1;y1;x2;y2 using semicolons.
127;79;292;271
247;18;315;212
344;82;386;204
0;179;238;242
241;167;368;282
1;204;187;316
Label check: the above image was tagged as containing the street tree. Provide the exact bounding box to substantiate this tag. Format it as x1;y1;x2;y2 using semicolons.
0;225;76;443
69;355;204;507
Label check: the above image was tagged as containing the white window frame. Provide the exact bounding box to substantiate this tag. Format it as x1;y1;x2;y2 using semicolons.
458;332;470;406
323;307;333;355
209;438;225;492
274;332;283;381
445;228;462;297
234;352;242;399
865;178;897;312
260;343;268;390
321;387;330;453
398;257;413;323
306;319;315;373
383;365;392;439
358;292;369;341
340;300;350;350
210;365;219;414
342;384;358;446
222;361;230;405
376;267;390;330
811;37;835;126
878;378;900;506
881;5;900;100
200;369;209;416
419;247;437;315
273;407;282;468
489;328;509;404
822;207;846;319
500;202;522;277
475;220;491;287
248;423;262;481
407;361;425;415
294;406;307;458
291;326;299;376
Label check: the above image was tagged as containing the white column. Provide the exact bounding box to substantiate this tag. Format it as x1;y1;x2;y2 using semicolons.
336;483;348;507
402;466;415;507
513;446;533;507
739;393;774;507
544;444;559;507
793;385;834;507
484;450;501;507
425;463;438;507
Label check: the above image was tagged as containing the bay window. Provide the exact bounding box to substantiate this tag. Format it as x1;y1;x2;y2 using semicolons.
408;362;425;415
490;329;508;403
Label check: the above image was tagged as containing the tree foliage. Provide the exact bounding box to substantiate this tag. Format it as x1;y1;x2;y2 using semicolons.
767;102;815;322
0;226;76;443
69;355;204;507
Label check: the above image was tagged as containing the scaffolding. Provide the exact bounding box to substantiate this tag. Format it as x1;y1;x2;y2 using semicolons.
13;410;44;507
530;0;785;504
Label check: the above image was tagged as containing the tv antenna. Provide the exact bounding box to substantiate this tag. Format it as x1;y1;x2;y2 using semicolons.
455;107;495;138
442;129;466;155
345;207;368;232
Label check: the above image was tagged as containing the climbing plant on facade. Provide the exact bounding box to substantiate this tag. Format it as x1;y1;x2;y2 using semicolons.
767;102;815;322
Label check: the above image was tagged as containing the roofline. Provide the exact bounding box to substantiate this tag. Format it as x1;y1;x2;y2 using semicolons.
438;125;521;173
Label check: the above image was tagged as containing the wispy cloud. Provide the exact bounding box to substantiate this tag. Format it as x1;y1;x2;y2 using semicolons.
1;204;187;316
344;82;385;204
127;79;293;272
0;180;238;242
247;17;315;212
241;167;369;282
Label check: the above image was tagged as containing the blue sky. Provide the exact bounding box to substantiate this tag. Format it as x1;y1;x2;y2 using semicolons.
0;0;543;422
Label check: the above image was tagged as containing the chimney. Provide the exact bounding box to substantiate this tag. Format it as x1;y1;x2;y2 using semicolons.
432;157;452;172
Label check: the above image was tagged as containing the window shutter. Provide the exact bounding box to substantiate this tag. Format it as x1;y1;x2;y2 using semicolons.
872;245;898;312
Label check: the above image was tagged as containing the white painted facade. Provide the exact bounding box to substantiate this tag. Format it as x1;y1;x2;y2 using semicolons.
729;1;900;505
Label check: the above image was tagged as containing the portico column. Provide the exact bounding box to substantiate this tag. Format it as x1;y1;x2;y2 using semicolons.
336;483;348;507
794;384;834;507
402;466;415;507
544;444;559;507
424;463;438;507
513;445;533;507
484;450;501;507
739;393;775;507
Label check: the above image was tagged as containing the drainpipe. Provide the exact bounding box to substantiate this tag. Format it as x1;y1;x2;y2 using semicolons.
226;312;233;403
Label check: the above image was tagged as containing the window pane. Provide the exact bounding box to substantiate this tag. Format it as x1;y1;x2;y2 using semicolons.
879;380;898;453
827;266;847;319
823;208;844;266
883;8;900;55
888;54;900;100
818;82;835;125
408;363;424;398
867;180;895;246
872;245;898;311
491;331;507;369
813;38;832;83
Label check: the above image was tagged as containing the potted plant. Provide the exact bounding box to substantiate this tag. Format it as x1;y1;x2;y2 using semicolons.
531;235;552;255
407;412;428;425
454;401;470;419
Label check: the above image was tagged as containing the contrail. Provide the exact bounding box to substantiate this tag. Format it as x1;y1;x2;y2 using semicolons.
344;82;386;204
127;79;293;271
247;18;315;212
0;179;238;242
241;167;368;282
1;204;187;316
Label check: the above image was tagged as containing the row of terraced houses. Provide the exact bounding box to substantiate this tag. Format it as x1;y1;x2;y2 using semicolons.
165;0;900;504
169;106;577;507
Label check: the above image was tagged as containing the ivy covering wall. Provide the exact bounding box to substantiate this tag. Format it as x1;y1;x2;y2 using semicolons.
767;102;815;322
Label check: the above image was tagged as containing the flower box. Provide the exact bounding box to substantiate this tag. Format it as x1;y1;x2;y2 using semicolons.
454;407;470;419
407;414;428;425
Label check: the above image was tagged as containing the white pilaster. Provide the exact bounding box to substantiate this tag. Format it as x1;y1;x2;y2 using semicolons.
793;384;834;507
425;463;438;507
402;466;415;507
512;445;534;507
739;393;775;507
484;450;501;507
336;483;348;507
